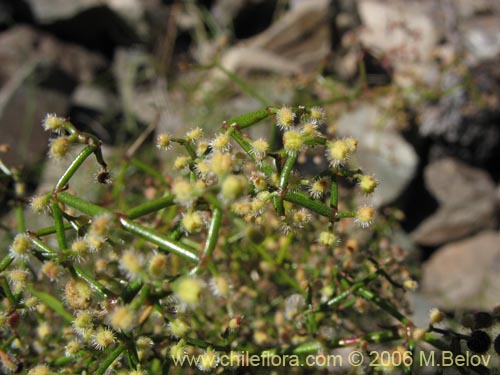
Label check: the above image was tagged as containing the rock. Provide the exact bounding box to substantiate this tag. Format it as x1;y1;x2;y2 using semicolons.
462;15;500;63
419;68;500;164
358;0;441;65
422;231;500;310
25;0;144;55
0;25;106;168
72;84;119;114
195;0;331;98
411;158;496;246
26;0;145;27
335;104;418;207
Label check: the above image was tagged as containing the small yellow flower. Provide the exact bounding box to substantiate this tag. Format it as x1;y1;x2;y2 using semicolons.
276;106;295;129
283;130;304;155
28;364;50;375
210;133;231;151
148;253;168;278
49;137;71;159
344;137;358;152
181;211;204;233
220;175;247;202
65;279;93;310
172;178;196;206
186;127;203;142
9;234;32;260
251;138;269;159
197;347;219;372
30;194;50;214
355;206;375;228
309;178;328;199
174;277;204;306
93;327;116;350
318;231;338;247
119;249;144;279
326;140;350;166
42;113;65;132
109;306;136;332
359;175;378;194
210;152;233;176
174;156;190;171
309;106;325;124
156;133;172;150
169;318;190;338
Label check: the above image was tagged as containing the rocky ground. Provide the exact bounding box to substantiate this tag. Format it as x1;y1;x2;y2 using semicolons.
0;0;499;317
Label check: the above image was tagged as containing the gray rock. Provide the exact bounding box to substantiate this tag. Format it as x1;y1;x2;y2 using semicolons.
462;15;500;63
411;158;497;246
358;0;441;65
335;104;418;207
422;231;500;310
196;0;331;97
26;0;145;28
0;26;107;168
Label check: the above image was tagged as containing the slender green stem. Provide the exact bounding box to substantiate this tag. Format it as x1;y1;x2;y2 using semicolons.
57;192;109;216
57;192;198;262
216;64;269;106
0;255;13;272
126;195;175;220
276;153;297;216
95;345;125;375
318;272;380;312
29;236;58;259
112;160;129;200
227;109;271;129
356;286;410;324
27;284;74;322
192;207;222;275
119;217;198;262
336;211;356;219
15;205;25;233
1;278;16;306
52;200;68;250
130;158;165;184
34;223;72;237
55;146;95;190
284;191;333;218
74;267;112;298
330;174;338;209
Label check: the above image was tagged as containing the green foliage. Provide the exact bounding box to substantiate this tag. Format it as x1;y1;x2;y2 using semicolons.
0;108;496;375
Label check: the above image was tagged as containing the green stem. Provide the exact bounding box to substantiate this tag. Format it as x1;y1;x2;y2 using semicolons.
52;200;68;250
284;191;333;218
74;267;112;298
276;153;298;216
119;217;198;262
356;286;410;324
95;345;125;375
1;278;16;306
0;255;13;272
330;174;338;209
27;284;74;322
57;192;109;216
55;145;95;190
336;211;356;219
56;192;198;262
34;223;72;237
227;109;271;129
29;236;58;259
130;158;165;184
125;195;175;220
15;205;25;233
216;64;269;107
192;207;222;275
